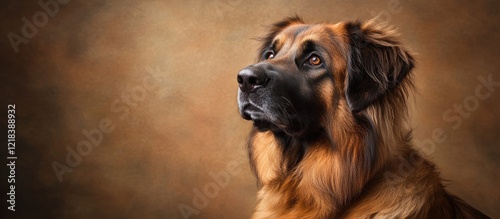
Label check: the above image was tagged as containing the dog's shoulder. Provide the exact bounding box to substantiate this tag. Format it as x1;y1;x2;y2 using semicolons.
343;153;490;218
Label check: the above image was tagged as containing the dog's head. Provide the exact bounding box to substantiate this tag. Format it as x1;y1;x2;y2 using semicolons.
237;17;414;137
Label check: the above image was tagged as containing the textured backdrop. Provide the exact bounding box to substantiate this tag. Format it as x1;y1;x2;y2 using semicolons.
1;0;499;218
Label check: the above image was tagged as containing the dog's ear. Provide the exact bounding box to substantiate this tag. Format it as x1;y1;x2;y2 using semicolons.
345;21;415;112
257;16;304;60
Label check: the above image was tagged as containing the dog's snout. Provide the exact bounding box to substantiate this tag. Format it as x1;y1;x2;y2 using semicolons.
237;68;268;93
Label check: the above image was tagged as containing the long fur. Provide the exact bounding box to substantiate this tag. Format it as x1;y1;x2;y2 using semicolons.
242;17;489;219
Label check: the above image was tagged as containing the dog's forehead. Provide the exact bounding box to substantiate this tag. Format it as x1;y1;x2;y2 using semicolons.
276;24;310;41
274;23;345;51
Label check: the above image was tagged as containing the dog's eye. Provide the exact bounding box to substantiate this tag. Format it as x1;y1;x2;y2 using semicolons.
308;55;322;66
264;51;275;60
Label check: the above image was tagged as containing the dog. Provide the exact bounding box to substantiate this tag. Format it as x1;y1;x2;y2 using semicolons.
236;16;489;219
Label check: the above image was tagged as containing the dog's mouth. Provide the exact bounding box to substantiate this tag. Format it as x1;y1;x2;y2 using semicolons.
240;103;304;135
252;119;273;131
240;104;273;131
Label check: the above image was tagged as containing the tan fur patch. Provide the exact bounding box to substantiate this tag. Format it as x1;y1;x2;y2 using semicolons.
250;131;283;185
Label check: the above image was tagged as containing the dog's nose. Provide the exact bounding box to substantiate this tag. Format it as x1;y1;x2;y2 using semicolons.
237;68;268;93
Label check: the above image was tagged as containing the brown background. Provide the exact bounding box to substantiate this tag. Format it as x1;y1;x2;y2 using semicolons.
1;0;499;218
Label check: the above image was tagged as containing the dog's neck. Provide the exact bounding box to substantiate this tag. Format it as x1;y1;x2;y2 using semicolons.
249;84;414;216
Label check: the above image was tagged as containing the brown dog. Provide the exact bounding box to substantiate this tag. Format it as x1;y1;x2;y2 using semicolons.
236;17;489;219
